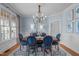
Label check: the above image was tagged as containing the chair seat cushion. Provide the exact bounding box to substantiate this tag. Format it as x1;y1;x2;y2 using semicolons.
21;41;27;45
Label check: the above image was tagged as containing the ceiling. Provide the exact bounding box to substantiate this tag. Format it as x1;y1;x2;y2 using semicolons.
8;3;72;16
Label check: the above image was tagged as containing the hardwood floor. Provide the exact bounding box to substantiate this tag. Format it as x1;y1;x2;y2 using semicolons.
60;43;79;56
0;43;19;56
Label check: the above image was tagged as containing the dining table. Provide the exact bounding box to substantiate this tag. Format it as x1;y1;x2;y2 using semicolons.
21;36;59;46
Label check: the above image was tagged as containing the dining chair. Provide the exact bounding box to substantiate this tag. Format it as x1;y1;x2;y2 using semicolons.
27;36;37;56
52;33;61;51
42;36;53;56
56;33;61;41
18;33;27;51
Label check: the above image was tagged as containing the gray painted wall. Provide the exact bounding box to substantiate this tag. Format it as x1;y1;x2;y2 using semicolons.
20;16;51;37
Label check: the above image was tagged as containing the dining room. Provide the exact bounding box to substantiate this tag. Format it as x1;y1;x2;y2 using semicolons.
0;3;79;56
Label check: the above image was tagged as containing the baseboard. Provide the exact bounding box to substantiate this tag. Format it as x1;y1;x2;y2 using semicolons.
60;43;79;56
0;43;19;56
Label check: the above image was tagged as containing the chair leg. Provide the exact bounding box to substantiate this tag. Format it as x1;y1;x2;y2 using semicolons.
28;46;30;56
35;48;37;56
50;48;52;56
20;45;21;51
44;49;46;56
37;47;38;52
57;44;59;51
50;46;52;56
41;48;43;52
36;47;38;56
43;48;45;56
26;46;28;55
44;50;45;56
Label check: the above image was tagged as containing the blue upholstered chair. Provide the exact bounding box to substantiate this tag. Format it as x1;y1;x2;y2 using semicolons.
52;33;61;51
42;36;53;56
27;36;37;56
18;33;27;51
56;33;61;41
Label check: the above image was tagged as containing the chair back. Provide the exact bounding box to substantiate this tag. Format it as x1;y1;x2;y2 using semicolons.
43;36;53;46
41;33;46;37
56;33;61;41
18;33;23;41
27;36;36;46
18;33;27;46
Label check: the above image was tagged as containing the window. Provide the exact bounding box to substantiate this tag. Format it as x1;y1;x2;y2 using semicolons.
0;18;10;41
65;9;72;33
67;20;73;32
11;20;16;39
75;7;79;18
75;7;79;33
4;19;10;40
75;20;79;33
0;9;18;42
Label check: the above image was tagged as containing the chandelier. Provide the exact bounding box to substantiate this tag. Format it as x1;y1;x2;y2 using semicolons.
32;5;46;33
33;5;46;24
